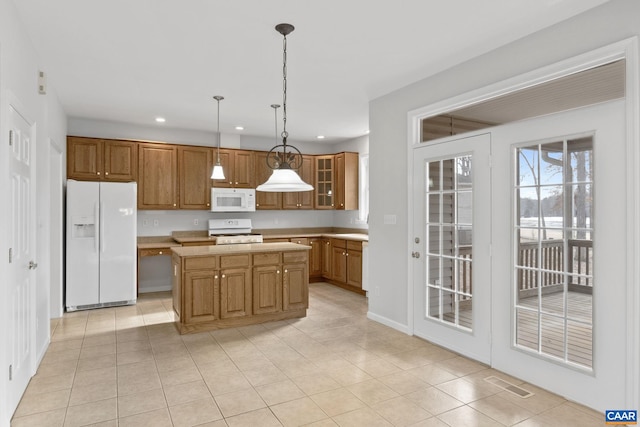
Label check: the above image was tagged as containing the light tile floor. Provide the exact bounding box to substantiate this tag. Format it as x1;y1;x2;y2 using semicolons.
11;283;605;427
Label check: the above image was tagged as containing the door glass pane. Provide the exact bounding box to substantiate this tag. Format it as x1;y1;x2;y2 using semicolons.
513;136;593;369
425;155;474;331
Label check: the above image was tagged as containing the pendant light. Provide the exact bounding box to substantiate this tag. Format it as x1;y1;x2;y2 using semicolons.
210;95;225;180
256;23;313;192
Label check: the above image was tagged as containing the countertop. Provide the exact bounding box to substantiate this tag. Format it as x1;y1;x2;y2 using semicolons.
138;228;368;249
137;236;182;250
172;242;311;257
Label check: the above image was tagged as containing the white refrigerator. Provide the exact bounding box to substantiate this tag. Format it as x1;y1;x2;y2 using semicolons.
66;180;137;311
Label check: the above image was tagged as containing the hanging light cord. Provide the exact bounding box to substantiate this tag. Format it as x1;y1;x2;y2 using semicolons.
281;33;288;144
214;95;224;163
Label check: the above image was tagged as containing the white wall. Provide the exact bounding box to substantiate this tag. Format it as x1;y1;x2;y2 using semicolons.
0;0;67;424
368;0;639;411
368;0;640;332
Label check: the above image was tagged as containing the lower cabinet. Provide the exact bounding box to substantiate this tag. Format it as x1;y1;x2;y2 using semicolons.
328;239;363;292
184;270;219;323
173;247;309;334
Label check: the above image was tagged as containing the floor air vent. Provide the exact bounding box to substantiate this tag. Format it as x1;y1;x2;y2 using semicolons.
484;376;534;398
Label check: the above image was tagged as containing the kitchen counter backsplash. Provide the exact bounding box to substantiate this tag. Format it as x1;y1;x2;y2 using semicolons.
137;209;366;237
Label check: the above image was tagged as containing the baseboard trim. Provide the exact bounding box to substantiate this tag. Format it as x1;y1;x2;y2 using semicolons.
366;311;411;335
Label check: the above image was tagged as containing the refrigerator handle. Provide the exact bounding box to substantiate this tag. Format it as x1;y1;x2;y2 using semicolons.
94;202;100;253
100;202;105;252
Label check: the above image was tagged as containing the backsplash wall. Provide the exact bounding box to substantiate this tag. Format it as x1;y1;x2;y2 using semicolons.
137;209;338;236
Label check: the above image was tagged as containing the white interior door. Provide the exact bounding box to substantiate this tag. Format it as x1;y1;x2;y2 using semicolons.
7;104;36;414
412;133;492;363
490;100;627;412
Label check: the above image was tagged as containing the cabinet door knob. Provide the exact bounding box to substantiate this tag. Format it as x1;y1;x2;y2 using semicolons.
346;253;349;256
284;269;288;273
159;251;163;255
277;270;280;274
207;203;210;207
235;182;238;185
97;172;101;175
222;274;226;278
173;203;176;207
105;172;109;176
215;275;219;279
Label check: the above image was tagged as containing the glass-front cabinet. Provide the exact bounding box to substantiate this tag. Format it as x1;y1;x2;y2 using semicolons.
315;155;334;209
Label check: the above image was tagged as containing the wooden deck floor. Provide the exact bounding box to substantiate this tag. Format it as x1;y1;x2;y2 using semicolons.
517;291;592;368
443;291;593;368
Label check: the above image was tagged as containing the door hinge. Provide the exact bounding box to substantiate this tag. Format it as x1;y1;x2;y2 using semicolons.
9;364;12;381
8;248;12;263
9;130;13;147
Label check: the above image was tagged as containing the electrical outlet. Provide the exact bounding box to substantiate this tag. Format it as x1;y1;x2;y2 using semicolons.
143;219;150;227
153;220;159;227
194;219;199;226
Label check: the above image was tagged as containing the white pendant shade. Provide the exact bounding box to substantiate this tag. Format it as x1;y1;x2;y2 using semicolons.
256;168;313;192
211;164;225;180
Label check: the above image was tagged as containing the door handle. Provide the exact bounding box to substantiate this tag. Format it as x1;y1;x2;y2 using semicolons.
28;260;38;270
411;251;421;259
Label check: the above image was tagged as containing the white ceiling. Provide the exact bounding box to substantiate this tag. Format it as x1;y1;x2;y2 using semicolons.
13;0;610;143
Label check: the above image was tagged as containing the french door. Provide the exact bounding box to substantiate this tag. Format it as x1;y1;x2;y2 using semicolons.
490;100;627;412
412;133;491;363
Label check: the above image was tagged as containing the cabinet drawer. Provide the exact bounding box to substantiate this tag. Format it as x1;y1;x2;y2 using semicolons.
331;238;346;249
283;251;308;263
139;248;172;257
290;237;309;245
220;254;250;268
185;256;217;270
347;240;363;251
253;253;281;266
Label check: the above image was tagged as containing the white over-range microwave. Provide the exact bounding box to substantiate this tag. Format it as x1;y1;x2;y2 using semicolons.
210;188;256;212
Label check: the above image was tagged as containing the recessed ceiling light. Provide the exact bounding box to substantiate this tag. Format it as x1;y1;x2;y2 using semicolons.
155;117;166;123
316;135;325;140
235;126;244;131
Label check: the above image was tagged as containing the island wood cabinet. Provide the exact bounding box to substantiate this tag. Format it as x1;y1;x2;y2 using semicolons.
138;143;178;209
212;149;255;188
172;244;309;334
178;145;212;209
253;251;309;314
67;136;137;181
220;254;252;319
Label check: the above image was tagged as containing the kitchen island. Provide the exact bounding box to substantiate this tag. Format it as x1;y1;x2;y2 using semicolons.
171;242;310;334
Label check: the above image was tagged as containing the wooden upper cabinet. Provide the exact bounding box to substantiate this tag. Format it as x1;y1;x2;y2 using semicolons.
178;145;212;209
282;155;315;209
335;152;359;210
212;149;255;188
67;137;137;181
315;155;335;209
138;143;178;210
255;151;282;209
68;137;102;179
103;140;137;181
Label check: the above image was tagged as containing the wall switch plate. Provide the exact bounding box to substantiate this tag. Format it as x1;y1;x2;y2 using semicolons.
143;219;150;227
153;220;159;227
194;219;199;226
383;214;397;225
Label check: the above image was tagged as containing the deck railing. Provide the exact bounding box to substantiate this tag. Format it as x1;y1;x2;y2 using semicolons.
450;240;593;298
517;239;593;295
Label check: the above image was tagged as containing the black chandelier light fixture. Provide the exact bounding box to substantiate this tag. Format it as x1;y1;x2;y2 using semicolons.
210;95;225;180
256;23;313;192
